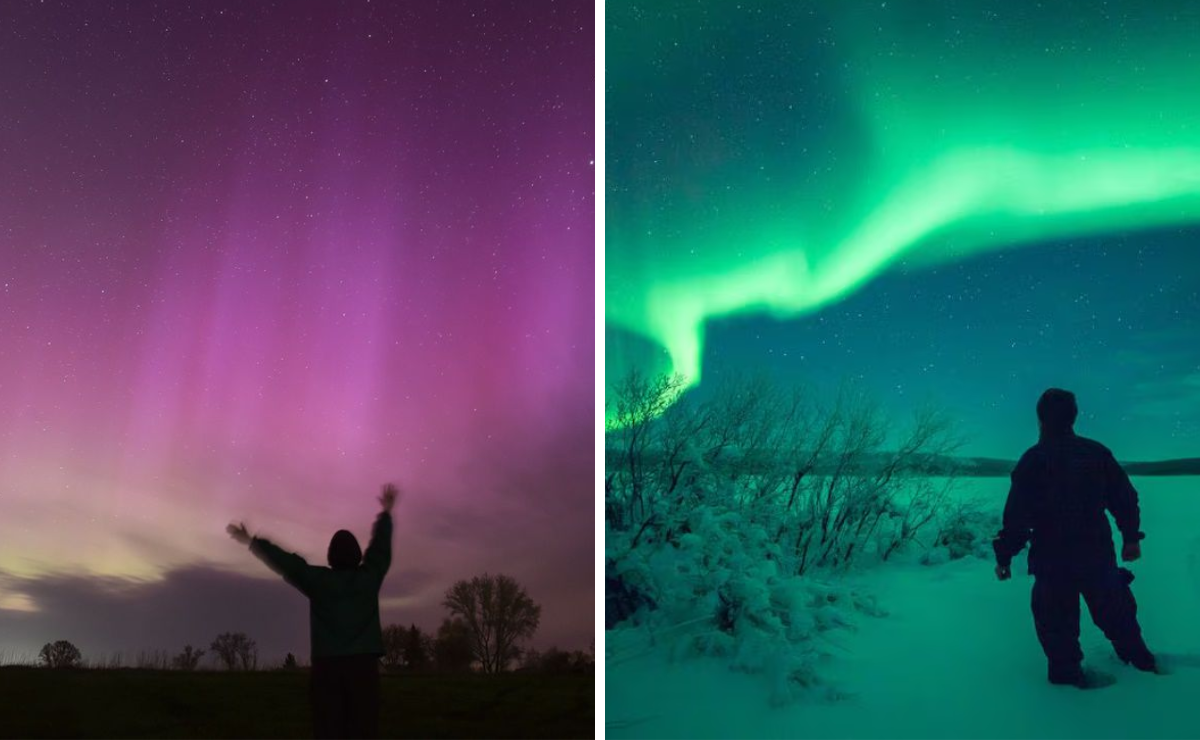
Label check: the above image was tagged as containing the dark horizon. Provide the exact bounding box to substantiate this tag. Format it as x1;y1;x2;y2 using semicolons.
602;442;1200;479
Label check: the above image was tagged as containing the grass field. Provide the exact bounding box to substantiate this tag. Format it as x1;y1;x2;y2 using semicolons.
0;667;594;738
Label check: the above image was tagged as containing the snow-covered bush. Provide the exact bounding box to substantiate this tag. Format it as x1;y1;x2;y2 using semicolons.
608;496;886;705
931;498;999;561
605;370;965;704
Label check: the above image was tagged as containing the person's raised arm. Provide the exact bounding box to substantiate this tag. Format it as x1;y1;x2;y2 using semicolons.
1102;450;1143;561
362;483;395;584
228;522;313;596
993;454;1038;579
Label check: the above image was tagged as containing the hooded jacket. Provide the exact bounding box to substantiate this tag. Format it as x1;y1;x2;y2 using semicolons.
993;432;1142;577
250;511;392;658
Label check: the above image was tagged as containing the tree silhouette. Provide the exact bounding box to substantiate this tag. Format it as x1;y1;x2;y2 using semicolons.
38;640;82;669
521;647;542;670
210;632;257;671
403;623;431;670
381;624;405;671
443;573;541;673
537;647;575;673
384;622;433;670
433;617;473;672
283;653;298;670
171;644;205;671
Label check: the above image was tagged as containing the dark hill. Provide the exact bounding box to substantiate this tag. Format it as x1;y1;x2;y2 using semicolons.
605;445;1200;477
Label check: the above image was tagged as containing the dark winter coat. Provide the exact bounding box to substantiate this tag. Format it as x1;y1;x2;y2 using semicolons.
250;512;392;658
993;432;1142;577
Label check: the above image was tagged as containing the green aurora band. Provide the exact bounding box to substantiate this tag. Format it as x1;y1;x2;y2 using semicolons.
606;2;1200;406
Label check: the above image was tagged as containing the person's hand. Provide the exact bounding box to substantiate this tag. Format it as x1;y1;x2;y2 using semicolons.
379;483;399;513
995;564;1011;581
226;522;252;545
1122;540;1142;562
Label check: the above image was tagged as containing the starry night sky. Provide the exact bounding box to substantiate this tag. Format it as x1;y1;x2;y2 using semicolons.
0;1;593;661
606;0;1200;460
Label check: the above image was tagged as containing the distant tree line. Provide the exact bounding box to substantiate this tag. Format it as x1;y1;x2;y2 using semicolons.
33;571;585;674
382;572;548;674
518;645;595;674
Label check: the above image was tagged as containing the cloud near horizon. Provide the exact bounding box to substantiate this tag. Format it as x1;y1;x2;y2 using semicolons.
0;550;590;665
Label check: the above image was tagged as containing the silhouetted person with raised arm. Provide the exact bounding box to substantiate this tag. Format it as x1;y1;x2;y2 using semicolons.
227;483;396;738
993;389;1160;689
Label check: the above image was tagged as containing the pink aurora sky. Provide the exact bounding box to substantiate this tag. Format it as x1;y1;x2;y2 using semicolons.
0;0;594;661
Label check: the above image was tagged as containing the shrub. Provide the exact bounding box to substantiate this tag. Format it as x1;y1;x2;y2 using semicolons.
933;500;998;561
210;632;257;671
38;640;82;669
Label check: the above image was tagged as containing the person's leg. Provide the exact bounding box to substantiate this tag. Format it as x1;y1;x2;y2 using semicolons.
310;657;339;739
363;656;381;739
1031;575;1084;683
343;655;381;739
1081;567;1155;670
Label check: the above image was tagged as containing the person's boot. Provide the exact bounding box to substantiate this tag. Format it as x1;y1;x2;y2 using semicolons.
1048;663;1085;687
1049;665;1115;689
1116;641;1163;674
1122;652;1167;674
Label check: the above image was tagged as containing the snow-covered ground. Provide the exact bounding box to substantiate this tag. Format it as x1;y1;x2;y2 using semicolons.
607;477;1200;739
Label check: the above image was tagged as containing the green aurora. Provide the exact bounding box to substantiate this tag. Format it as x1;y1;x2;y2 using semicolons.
606;1;1200;400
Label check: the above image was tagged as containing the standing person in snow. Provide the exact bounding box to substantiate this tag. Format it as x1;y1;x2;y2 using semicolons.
227;482;396;738
993;389;1160;688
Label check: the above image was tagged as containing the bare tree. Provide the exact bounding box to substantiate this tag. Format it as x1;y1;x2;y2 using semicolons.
443;573;541;674
605;370;967;579
210;632;257;671
172;645;205;671
788;394;964;573
605;369;687;533
38;640;82;669
381;624;405;671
